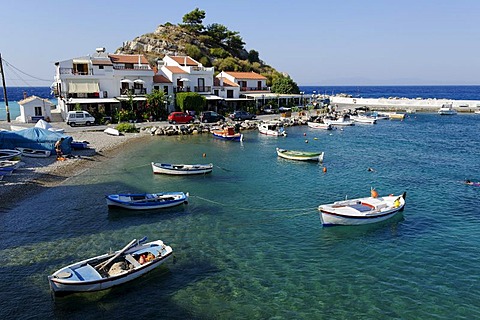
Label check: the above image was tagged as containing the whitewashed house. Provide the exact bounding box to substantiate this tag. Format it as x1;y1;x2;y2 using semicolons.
16;95;53;123
52;48;154;120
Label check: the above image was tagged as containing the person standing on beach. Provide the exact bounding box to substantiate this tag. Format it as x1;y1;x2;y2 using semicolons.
55;137;65;159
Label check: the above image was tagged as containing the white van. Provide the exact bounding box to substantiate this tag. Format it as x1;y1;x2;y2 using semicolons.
65;111;95;126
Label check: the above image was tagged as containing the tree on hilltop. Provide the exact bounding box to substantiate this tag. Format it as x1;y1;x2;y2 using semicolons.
271;75;300;94
180;8;206;32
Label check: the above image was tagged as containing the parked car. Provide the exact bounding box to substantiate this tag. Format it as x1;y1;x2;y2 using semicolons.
65;111;96;126
200;111;225;123
229;110;256;121
168;112;194;124
263;106;277;114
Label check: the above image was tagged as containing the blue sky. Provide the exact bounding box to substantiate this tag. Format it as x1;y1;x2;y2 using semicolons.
0;0;478;86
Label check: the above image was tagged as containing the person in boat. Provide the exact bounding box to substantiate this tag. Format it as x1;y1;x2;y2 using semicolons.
55;137;65;158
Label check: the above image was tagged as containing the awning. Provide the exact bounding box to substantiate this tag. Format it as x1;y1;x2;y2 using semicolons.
120;79;134;84
179;78;190;82
72;59;90;64
224;98;252;101
116;96;147;101
134;79;145;84
68;81;99;93
204;95;223;100
67;98;120;104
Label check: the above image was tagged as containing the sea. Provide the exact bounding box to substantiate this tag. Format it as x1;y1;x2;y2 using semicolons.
1;86;480;319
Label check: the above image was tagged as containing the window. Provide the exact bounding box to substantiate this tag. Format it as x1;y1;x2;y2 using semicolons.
227;90;234;98
34;106;42;116
163;86;169;94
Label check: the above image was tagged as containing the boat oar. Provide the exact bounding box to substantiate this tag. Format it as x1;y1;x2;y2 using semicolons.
95;239;137;271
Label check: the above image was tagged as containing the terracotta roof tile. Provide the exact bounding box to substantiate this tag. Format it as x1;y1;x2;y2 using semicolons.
153;75;172;83
109;54;149;64
169;56;198;66
223;71;266;80
92;59;113;66
165;66;187;74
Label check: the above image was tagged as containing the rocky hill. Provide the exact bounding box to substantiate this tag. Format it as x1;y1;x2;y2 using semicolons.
115;22;283;86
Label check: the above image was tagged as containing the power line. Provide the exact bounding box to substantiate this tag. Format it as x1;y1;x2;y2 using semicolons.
2;57;52;82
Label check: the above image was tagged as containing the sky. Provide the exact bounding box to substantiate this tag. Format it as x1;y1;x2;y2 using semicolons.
0;0;479;87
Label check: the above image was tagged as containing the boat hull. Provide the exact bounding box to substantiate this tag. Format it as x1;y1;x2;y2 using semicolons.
0;149;22;161
48;240;172;294
307;122;332;130
212;131;243;141
15;147;51;158
151;162;213;175
276;148;324;162
106;192;188;210
318;193;406;226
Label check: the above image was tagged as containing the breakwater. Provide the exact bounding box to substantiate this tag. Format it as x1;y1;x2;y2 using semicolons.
329;96;480;112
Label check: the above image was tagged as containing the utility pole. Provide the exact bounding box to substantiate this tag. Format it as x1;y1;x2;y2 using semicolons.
0;53;10;122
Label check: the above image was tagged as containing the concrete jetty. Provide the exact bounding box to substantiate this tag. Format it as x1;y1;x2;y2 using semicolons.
329;96;480;113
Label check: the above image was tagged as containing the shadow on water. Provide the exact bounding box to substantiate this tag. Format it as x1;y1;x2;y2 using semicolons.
50;259;218;320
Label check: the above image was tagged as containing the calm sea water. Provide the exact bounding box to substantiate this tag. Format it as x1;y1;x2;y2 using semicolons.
1;86;480;121
1;112;480;319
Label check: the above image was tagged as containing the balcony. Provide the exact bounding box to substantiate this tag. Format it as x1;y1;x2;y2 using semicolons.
120;88;146;95
174;86;212;93
59;68;93;75
113;65;150;70
240;86;270;92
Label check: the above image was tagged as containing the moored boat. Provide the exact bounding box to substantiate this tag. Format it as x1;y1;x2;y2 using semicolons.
318;191;407;226
323;116;354;126
212;127;243;141
276;147;324;162
351;115;377;124
15;147;51;158
151;162;213;175
48;237;173;295
106;191;189;210
438;103;457;115
307;121;332;130
258;122;287;136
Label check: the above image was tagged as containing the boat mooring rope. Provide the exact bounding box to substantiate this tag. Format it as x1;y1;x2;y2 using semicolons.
190;195;316;213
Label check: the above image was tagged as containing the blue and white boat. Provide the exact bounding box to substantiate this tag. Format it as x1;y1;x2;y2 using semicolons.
212;127;243;141
106;192;189;210
151;162;213;175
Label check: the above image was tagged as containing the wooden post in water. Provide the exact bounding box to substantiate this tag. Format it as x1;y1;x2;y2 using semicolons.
0;53;11;122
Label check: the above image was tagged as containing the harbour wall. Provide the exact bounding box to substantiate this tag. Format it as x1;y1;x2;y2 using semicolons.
329;96;480;113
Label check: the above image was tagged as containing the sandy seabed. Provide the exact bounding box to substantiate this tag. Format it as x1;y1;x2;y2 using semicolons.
0;131;149;207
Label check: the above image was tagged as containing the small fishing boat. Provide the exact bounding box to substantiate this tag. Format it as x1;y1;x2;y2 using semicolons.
15;147;51;158
212;127;243;141
48;237;173;295
307;121;332;130
0;160;21;171
0;149;22;161
71;141;90;150
106;192;189;210
351;115;377;124
104;127;120;136
438;103;457;115
323;116;355;126
258;122;287;136
276;148;324;162
318;191;407;226
151;162;213;175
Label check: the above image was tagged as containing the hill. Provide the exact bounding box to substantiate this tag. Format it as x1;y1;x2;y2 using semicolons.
114;8;294;89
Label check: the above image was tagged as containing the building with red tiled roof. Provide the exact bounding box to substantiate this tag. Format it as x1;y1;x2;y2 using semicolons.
216;71;269;94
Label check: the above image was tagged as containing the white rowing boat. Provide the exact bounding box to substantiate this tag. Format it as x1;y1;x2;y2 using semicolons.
151;162;213;175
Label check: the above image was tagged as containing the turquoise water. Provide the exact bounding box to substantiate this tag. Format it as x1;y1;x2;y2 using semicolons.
1;113;480;319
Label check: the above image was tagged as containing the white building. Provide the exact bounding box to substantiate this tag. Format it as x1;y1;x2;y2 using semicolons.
53;48;154;120
16;95;53;123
